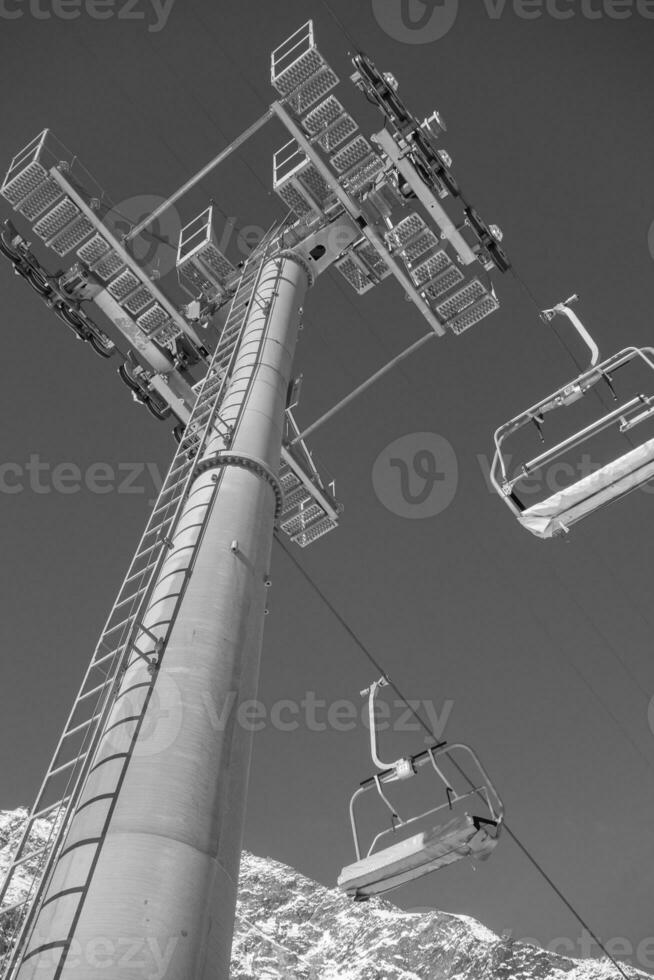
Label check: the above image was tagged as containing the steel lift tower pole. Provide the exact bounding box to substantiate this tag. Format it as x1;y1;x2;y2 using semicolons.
0;20;513;980
31;252;309;980
22;247;311;980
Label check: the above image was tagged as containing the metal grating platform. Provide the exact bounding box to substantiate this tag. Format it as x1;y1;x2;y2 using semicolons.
385;213;427;252
176;205;235;301
330;136;374;175
410;250;451;287
92;251;125;282
277;445;340;549
335;240;390;295
273;46;324;96
303;96;346;135
33;198;79;241
107;268;141;301
401;229;439;265
335;254;375;295
423;265;464;303
16;177;63;221
293;515;337;547
0;131;54;206
316;114;358;153
271;21;338;110
77;233;110;266
341;155;385;195
136;304;169;336
50;215;95;256
273;140;336;218
436;279;488;321
280;502;323;537
122;285;155;315
286;67;339;115
448;293;499;334
152;320;181;346
275;182;314;219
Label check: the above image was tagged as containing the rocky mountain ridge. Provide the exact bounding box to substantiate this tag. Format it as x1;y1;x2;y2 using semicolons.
0;808;645;979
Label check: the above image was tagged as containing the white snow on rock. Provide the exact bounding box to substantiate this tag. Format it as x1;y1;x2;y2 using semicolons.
0;808;649;979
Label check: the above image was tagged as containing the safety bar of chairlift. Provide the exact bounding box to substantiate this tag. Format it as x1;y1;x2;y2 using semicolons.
364;785;496;861
522;396;646;476
491;347;654;493
348;743;504;862
359;742;447;789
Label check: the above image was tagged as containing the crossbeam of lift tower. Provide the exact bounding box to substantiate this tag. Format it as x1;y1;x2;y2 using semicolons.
0;20;510;980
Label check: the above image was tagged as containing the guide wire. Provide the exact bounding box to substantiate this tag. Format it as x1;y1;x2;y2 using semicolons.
275;535;631;980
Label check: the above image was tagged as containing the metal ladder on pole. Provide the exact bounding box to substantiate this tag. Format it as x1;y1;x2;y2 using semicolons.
0;223;282;979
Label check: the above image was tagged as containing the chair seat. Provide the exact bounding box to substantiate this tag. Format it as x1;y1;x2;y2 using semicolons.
338;813;499;899
518;436;654;538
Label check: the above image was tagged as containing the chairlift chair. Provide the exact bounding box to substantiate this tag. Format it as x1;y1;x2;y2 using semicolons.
490;297;654;538
337;678;504;901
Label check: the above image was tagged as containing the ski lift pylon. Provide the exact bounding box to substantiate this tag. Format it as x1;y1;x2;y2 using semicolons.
491;298;654;538
337;678;504;901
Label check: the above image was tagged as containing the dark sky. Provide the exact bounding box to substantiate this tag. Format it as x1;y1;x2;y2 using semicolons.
1;0;654;970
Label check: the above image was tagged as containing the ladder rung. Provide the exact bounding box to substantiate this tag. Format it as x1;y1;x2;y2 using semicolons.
113;585;148;612
191;405;214;422
78;678;112;703
228;303;249;317
158;473;188;496
103;615;136;637
49;752;88;779
124;560;159;588
31;797;70;821
160;463;190;488
62;713;101;740
151;492;184;518
227;302;249;317
0;897;30;917
142;517;174;540
165;459;192;482
91;646;122;669
9;844;50;869
134;539;166;562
